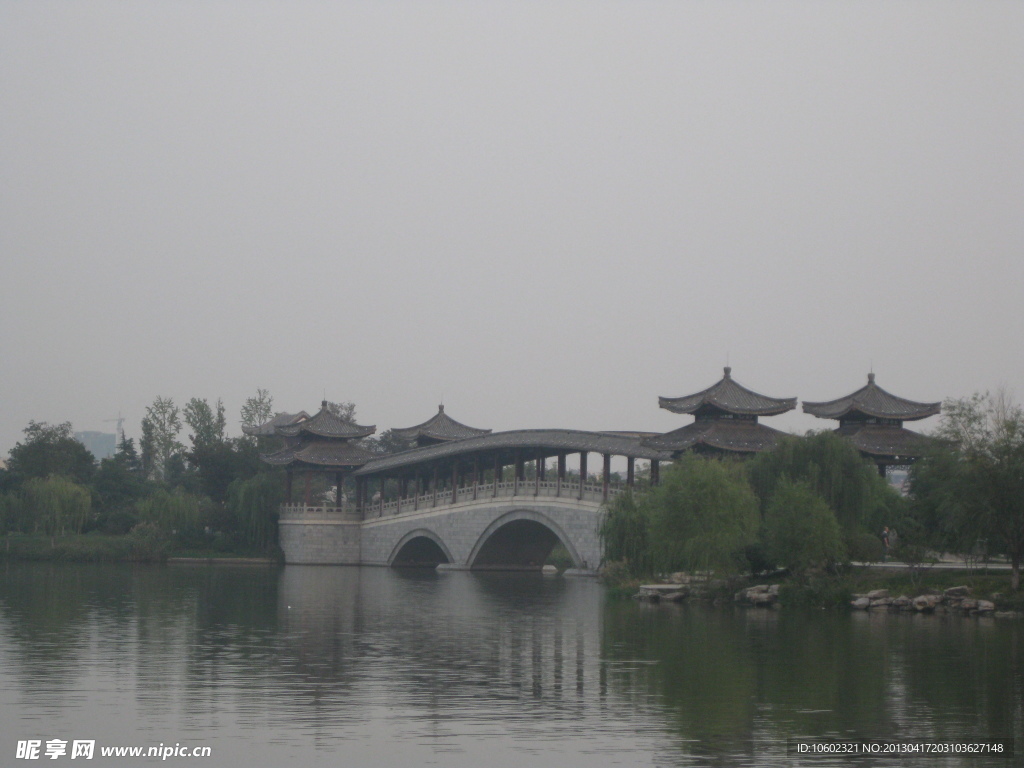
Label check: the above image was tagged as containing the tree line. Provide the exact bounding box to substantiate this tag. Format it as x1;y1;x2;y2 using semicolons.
602;391;1024;591
0;391;408;557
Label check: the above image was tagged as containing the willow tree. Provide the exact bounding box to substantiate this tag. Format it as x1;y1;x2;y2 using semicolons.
600;490;652;576
22;476;92;542
912;392;1024;590
136;488;203;538
747;431;902;533
762;479;846;575
228;473;283;551
646;455;760;576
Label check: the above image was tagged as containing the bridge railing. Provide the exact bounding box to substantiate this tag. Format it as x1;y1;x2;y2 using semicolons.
279;503;363;522
361;477;623;520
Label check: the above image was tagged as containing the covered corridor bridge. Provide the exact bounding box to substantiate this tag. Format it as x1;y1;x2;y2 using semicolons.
277;428;672;574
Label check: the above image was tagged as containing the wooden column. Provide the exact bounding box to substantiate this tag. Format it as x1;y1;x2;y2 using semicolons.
539;455;546;480
602;453;611;501
452;460;459;504
627;457;635;488
557;453;566;497
578;452;587;500
651;460;660;486
335;471;343;507
432;465;439;507
493;454;500;498
379;477;385;516
513;450;520;496
534;452;541;496
413;472;419;511
286;470;293;504
473;456;480;500
303;471;312;506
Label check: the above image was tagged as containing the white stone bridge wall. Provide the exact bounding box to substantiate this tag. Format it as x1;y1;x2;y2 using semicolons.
278;493;606;573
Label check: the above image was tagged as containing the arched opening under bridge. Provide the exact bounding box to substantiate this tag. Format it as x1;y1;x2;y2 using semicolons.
389;531;452;568
469;515;580;571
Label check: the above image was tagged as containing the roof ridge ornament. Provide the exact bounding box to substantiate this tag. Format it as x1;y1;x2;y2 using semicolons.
724;366;732;379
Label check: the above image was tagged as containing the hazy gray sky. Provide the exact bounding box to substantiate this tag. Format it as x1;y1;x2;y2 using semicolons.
2;1;1022;457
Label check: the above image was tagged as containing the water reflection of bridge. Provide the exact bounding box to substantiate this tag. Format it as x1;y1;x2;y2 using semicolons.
278;429;672;574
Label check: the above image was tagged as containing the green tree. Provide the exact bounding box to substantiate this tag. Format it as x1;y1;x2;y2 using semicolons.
762;479;846;576
647;455;760;575
364;429;413;456
6;421;96;487
140;397;183;482
0;492;25;545
600;490;652;576
92;437;150;534
912;391;1024;590
183;397;227;449
136;488;204;538
228;473;284;551
325;400;357;422
22;476;92;540
747;431;903;534
240;388;274;437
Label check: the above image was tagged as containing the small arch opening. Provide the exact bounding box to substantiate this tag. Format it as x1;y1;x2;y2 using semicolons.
391;536;451;568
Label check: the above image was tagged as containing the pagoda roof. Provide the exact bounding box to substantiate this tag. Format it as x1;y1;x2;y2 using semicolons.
643;419;786;455
241;411;310;437
835;423;935;460
274;402;376;440
261;439;375;469
391;405;491;443
803;374;940;421
659;367;796;417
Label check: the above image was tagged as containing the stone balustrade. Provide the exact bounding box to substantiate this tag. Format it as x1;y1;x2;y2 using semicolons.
320;477;623;521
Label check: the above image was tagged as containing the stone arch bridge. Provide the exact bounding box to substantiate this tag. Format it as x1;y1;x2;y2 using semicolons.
278;429;671;575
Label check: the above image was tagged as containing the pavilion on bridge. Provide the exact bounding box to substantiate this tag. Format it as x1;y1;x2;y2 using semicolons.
643;367;797;457
391;404;491;447
802;373;940;476
259;401;376;506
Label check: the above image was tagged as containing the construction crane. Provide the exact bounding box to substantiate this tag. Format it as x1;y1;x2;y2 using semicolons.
103;413;126;446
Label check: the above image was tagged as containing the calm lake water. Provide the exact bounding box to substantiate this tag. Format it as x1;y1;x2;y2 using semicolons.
0;562;1019;767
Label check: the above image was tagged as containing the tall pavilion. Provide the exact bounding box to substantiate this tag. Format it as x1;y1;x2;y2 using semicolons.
644;367;797;456
802;373;940;476
260;401;376;506
391;404;491;448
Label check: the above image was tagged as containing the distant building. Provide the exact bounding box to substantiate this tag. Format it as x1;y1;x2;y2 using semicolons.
75;431;116;461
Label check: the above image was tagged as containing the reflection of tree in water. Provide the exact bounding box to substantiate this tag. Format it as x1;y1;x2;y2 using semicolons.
5;564;1020;764
601;601;1023;762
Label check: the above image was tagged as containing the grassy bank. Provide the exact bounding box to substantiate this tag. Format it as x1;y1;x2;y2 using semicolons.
0;533;280;564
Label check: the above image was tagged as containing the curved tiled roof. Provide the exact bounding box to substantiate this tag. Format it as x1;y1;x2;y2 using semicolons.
659;368;796;417
355;429;673;476
836;423;935;459
803;374;940;421
391;405;491;442
275;402;376;439
643;419;785;454
261;440;375;468
241;411;310;437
